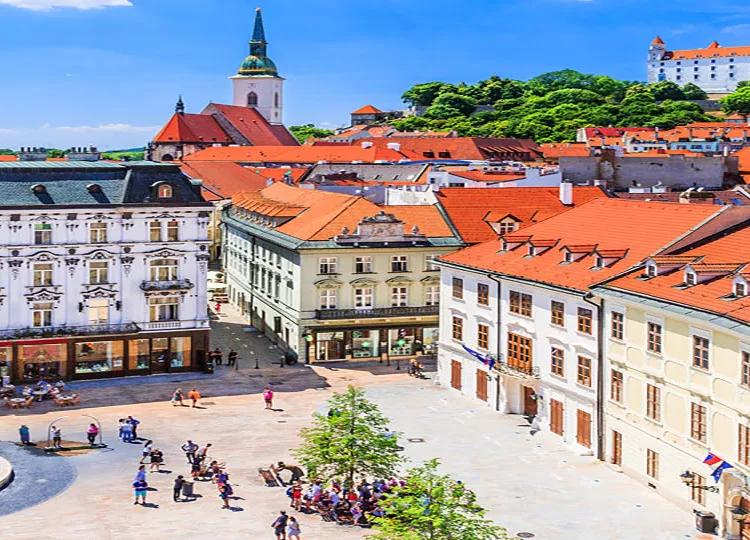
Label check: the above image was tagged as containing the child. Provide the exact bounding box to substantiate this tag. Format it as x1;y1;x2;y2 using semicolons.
171;387;184;407
288;516;301;540
188;387;201;408
133;479;148;505
263;386;274;410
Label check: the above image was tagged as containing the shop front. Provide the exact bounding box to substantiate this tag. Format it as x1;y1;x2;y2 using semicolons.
309;324;438;363
2;330;208;384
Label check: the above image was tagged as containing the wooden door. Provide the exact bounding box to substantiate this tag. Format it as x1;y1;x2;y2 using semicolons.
476;369;488;401
611;430;622;466
550;399;564;436
577;409;592;448
523;386;537;416
450;360;462;390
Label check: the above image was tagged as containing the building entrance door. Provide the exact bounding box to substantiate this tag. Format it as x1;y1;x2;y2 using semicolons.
577;409;592;448
523;386;537;417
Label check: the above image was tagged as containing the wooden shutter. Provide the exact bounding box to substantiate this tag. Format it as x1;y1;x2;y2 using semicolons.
576;410;592;448
550;399;564;436
451;360;462;390
611;431;622;466
476;369;488;401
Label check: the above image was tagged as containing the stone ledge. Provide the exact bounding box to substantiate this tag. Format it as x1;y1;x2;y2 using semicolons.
0;456;13;491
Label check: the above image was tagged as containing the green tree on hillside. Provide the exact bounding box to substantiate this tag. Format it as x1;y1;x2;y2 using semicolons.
721;86;750;115
289;124;334;143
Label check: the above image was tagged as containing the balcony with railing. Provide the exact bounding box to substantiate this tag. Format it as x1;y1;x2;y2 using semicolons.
0;323;140;340
140;279;194;292
315;305;439;321
496;358;540;379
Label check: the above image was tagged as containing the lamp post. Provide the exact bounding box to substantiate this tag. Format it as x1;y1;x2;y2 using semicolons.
251;350;259;370
680;470;720;493
304;332;313;365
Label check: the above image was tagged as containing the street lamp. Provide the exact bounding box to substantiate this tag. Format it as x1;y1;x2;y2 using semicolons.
680;470;720;493
304;332;313;365
250;350;259;370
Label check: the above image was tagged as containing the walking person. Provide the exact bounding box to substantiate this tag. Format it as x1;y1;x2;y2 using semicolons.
227;348;238;367
127;416;140;440
219;484;230;509
263;386;274;410
149;448;164;472
171;387;184;407
271;510;289;539
18;424;30;446
133;478;148;505
188;387;201;408
51;425;62;449
181;440;199;464
287;516;301;540
199;442;212;461
173;475;185;502
140;440;153;464
214;302;222;314
86;423;99;447
120;419;133;443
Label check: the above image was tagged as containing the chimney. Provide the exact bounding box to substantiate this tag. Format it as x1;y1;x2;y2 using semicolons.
559;182;573;205
360;141;374;149
386;142;401;152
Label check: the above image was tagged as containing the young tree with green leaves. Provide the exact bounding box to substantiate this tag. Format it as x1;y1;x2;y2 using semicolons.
721;86;750;115
289;124;334;143
293;386;403;488
372;459;508;540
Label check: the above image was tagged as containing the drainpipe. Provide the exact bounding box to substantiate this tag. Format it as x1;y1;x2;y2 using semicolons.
488;273;503;412
583;292;605;461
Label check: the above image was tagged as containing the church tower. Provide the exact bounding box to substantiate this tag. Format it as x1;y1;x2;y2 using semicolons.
231;7;284;124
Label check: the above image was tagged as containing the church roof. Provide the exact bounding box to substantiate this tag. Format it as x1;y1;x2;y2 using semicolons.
205;104;298;146
153;113;232;144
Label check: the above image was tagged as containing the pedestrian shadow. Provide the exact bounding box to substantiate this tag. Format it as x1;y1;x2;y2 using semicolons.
270;408;284;412
145;487;159;492
191;406;208;410
141;502;160;509
156;469;172;474
228;506;244;512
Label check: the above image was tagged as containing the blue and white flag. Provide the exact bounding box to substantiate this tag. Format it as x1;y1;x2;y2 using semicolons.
711;461;733;483
461;344;495;370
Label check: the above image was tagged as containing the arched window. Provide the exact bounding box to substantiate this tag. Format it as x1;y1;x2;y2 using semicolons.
157;184;173;199
247;92;258;107
274;92;279;108
161;154;174;162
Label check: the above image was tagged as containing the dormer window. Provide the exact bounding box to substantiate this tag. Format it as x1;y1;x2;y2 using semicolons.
527;245;536;257
736;281;748;298
157;184;174;199
31;184;46;194
646;264;657;278
565;251;573;263
595;256;605;269
685;271;697;286
86;183;102;193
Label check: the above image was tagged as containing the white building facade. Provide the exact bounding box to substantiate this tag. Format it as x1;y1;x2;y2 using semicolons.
0;161;212;383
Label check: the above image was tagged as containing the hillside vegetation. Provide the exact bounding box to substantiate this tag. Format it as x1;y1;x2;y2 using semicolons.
390;70;713;142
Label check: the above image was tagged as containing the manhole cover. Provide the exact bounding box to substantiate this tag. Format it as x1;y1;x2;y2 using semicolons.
516;533;535;539
407;438;425;443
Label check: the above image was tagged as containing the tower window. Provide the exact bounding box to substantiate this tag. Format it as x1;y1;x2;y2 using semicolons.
247;92;258;107
274;92;279;108
157;184;173;199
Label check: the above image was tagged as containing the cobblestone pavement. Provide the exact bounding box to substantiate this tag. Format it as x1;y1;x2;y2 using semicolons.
0;304;706;540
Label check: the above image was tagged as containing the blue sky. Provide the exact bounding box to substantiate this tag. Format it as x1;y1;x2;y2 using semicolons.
1;0;750;149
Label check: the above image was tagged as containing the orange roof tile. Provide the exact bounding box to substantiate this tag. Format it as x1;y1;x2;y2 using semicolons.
180;162;269;201
540;143;590;159
448;170;526;183
351;105;383;115
436;186;608;244
0;155;18;162
352;137;540;161
184;145;405;164
205;104;298;146
605;226;750;324
440;199;724;292
153;113;232;144
231;183;454;241
668;43;750;60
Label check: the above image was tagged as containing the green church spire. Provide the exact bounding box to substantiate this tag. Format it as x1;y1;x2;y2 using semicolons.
238;7;278;76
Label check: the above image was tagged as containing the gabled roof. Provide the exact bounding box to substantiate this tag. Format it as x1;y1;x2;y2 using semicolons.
231;183;454;241
180;161;270;201
603;225;750;324
440;199;726;292
351;105;383;115
667;43;750;60
448;170;526;183
351;137;540;161
184;144;405;164
153;113;232;144
203;104;298;146
435;186;608;244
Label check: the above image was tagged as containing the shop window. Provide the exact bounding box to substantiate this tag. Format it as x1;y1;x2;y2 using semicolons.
166;220;179;241
316;331;345;361
88;298;109;325
389;328;415;356
33;263;53;286
89;222;107;243
34;223;52;245
170;337;192;368
352;330;379;358
129;339;150;370
0;347;11;383
20;343;65;381
149;259;179;281
149;296;179;321
75;340;123;374
32;302;53;327
89;261;109;284
423;327;439;354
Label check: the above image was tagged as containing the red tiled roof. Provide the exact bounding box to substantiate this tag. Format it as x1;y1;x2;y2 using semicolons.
652;36;665;46
246;167;309;183
206;104;298;146
448;170;526;183
440;199;724;292
153;113;232;144
351;105;383;115
180;162;269;201
232;183;453;241
436;186;608;244
0;155;18;162
605;226;750;324
668;42;750;60
184;145;405;164
540;143;590;159
354;137;540;161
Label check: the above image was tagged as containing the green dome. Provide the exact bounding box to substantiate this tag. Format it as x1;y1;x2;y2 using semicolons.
238;54;278;76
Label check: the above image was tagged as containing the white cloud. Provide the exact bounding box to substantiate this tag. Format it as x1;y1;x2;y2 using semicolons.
0;122;159;150
0;0;132;11
722;23;750;34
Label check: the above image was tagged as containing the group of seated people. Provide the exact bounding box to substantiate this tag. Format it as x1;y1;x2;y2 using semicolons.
289;477;401;527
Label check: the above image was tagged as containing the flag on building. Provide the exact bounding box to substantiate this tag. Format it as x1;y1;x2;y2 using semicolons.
703;453;733;483
711;461;733;483
461;344;495;370
703;453;722;466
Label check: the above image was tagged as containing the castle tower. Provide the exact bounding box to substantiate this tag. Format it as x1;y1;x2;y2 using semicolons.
231;7;284;124
649;36;666;62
